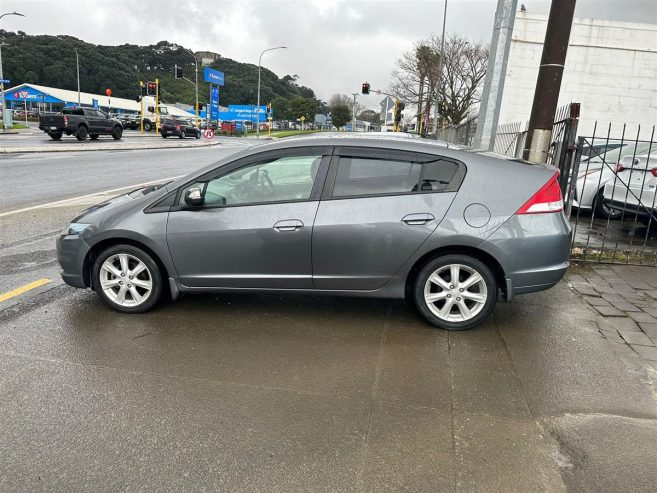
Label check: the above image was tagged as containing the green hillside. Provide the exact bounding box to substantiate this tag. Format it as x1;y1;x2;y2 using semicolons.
0;31;319;109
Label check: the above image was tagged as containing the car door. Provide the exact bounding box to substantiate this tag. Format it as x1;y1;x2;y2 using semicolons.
312;147;465;290
166;146;331;289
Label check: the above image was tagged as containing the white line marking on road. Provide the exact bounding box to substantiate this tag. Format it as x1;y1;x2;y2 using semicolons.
0;176;182;218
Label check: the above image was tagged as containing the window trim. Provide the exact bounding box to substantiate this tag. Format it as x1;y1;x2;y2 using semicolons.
322;146;466;201
166;146;333;212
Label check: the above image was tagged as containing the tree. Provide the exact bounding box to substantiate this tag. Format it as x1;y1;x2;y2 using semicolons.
329;94;352;130
289;97;316;122
358;109;381;126
271;96;290;120
390;34;488;126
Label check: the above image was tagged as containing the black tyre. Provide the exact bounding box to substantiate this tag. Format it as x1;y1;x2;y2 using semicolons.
76;125;88;141
49;132;62;140
179;130;186;139
413;254;497;330
90;134;99;140
92;244;163;313
112;126;123;140
593;189;622;219
195;131;201;139
143;121;152;132
161;133;168;138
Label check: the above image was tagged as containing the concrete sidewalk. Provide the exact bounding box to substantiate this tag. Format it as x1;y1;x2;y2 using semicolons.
0;137;222;153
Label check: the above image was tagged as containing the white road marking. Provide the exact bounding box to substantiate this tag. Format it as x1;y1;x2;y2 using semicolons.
0;176;182;218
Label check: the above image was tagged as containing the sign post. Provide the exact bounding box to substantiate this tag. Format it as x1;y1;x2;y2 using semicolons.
155;79;159;133
300;115;305;131
106;88;112;113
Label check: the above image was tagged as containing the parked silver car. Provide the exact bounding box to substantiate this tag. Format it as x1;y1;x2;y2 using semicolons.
56;135;571;330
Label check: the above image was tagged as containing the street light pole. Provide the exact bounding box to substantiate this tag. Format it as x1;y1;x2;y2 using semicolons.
0;11;25;131
351;93;358;132
256;46;287;138
184;48;199;128
432;0;447;135
74;48;81;106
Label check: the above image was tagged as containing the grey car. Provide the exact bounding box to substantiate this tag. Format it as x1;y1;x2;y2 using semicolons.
56;135;571;330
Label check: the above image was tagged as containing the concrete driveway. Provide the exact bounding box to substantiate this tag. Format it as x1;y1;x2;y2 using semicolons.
1;273;656;491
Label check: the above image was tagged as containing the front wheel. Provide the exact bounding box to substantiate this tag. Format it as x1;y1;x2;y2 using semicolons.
179;130;186;139
195;131;201;139
594;189;622;219
143;121;152;132
112;126;123;140
92;244;162;313
413;254;497;330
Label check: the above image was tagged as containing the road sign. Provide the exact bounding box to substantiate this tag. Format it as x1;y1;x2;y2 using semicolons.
300;115;305;121
204;129;215;139
0;79;10;84
376;89;381;95
210;87;219;120
203;67;224;86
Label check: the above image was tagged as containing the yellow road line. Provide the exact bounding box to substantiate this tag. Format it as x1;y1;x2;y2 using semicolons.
0;278;52;302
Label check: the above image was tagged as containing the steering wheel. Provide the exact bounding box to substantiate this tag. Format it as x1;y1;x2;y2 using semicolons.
259;170;276;195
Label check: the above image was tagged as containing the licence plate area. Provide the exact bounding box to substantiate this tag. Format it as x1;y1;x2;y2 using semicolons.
50;126;58;130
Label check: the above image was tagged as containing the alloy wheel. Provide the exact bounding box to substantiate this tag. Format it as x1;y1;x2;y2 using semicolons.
423;264;488;322
99;253;152;307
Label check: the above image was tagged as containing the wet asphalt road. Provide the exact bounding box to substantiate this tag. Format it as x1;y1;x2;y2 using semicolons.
1;146;657;491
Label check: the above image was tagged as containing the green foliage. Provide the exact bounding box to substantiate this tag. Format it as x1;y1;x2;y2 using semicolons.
358;109;381;125
330;104;351;129
0;32;320;108
288;97;316;122
271;96;290;120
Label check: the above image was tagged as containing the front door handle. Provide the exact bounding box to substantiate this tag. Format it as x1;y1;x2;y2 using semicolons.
402;213;435;225
273;219;304;232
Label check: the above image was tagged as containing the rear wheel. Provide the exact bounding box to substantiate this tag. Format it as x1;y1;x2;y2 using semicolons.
413;254;497;330
49;132;62;140
161;133;168;138
179;130;186;139
143;121;152;132
112;126;123;140
594;189;622;219
195;131;201;139
92;244;162;313
76;125;88;141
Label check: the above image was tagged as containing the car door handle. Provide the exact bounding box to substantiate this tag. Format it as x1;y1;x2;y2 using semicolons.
402;213;435;225
273;219;304;232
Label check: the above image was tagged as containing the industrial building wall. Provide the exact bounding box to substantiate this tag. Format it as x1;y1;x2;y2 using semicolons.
498;13;657;138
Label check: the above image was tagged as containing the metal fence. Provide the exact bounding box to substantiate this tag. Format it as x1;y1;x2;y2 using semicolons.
435;116;478;146
563;124;657;266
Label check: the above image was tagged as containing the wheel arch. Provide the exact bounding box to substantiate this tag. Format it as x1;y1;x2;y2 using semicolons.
404;245;507;300
83;237;171;294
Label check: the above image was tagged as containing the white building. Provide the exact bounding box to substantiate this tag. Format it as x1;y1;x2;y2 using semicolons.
498;13;657;139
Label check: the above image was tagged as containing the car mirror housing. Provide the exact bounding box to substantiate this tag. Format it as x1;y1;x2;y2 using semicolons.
184;187;204;207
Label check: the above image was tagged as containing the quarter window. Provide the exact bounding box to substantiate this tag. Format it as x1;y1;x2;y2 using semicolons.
332;156;460;197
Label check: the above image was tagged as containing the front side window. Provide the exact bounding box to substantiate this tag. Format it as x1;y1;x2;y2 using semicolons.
181;154;323;207
332;156;460;197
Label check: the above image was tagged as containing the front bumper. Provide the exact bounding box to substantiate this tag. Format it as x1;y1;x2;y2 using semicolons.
56;234;91;288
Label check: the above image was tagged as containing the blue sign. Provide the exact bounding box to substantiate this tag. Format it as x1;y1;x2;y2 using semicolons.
203;67;224;86
5;85;63;104
210;87;219;120
92;99;99;109
218;105;267;123
0;79;10;84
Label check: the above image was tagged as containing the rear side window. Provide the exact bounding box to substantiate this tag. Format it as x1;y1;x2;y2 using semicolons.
332;156;461;197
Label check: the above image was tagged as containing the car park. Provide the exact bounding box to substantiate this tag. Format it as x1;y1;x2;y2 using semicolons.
56;135;571;331
159;117;201;138
603;150;657;226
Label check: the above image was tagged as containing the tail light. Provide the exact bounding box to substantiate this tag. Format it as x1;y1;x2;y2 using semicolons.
63;115;68;125
175;125;180;130
615;163;625;173
515;173;563;214
651;167;657;178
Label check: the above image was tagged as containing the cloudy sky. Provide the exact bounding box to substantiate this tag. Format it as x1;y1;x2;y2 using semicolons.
2;0;656;107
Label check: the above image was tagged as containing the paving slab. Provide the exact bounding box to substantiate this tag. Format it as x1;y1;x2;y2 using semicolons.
620;331;654;346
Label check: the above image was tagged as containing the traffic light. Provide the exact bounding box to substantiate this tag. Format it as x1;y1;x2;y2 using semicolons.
362;82;370;95
140;84;147;97
172;64;183;79
147;81;156;95
267;103;272;112
196;102;204;111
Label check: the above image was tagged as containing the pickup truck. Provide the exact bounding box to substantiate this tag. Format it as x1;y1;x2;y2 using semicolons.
38;107;123;141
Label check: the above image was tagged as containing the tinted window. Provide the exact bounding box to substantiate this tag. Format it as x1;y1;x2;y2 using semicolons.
332;156;459;197
181;154;323;207
62;108;85;115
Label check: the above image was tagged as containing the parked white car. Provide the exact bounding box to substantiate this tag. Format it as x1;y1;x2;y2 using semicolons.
574;143;653;219
603;150;657;226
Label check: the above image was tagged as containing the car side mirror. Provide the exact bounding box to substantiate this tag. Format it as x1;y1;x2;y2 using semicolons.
184;187;204;207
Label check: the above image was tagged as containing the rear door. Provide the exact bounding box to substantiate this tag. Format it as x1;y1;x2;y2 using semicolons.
312;147;464;290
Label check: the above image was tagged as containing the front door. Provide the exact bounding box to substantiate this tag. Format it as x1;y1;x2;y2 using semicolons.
167;149;330;289
312;148;464;290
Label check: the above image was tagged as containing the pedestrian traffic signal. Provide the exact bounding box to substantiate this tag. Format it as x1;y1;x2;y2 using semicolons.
362;82;370;95
172;65;183;79
147;81;156;95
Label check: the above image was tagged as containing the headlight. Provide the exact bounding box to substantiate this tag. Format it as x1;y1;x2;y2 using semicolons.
61;223;90;236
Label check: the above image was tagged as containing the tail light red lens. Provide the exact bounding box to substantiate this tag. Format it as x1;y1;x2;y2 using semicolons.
175;125;180;130
615;163;625;173
515;173;563;215
63;115;68;125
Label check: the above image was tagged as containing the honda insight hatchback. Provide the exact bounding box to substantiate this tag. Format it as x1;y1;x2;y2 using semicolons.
56;135;571;330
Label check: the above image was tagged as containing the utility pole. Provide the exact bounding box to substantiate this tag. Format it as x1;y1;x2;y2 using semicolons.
473;0;517;151
523;0;577;163
351;93;358;132
256;46;287;137
184;49;199;128
74;48;81;106
431;0;447;135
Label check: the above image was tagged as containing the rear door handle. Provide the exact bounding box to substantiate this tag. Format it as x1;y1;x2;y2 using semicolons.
402;213;435;225
273;219;304;232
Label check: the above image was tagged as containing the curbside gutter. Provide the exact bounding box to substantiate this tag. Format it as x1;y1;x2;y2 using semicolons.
0;139;222;154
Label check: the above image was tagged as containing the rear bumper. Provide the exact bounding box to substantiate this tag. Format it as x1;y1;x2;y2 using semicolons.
482;213;571;300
